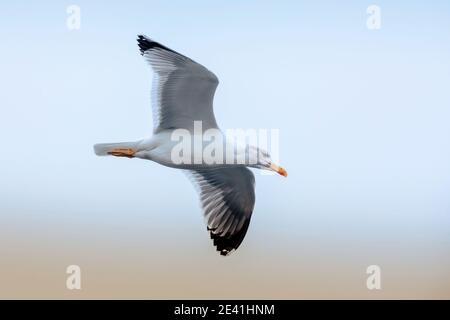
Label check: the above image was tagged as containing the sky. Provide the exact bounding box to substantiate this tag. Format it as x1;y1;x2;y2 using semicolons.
0;1;449;298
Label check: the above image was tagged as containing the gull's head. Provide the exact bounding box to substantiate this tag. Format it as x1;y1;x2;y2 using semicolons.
246;146;288;177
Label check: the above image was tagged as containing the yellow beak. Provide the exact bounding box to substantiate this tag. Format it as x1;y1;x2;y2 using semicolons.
270;163;288;177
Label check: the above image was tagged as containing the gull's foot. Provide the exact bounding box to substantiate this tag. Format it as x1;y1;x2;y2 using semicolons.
107;148;136;158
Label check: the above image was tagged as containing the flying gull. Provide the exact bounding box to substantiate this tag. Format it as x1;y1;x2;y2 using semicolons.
94;35;287;256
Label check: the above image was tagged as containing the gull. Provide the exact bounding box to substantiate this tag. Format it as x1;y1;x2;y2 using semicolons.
94;35;287;256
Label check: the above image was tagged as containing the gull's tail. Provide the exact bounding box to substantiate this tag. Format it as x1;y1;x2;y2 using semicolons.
93;141;139;156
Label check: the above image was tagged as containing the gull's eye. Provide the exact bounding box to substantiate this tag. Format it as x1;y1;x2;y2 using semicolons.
260;150;269;158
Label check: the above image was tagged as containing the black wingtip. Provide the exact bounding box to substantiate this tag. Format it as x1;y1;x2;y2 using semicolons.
137;34;152;55
209;219;251;257
137;34;179;56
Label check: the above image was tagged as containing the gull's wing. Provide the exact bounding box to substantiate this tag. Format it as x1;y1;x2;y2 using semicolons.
137;35;219;133
186;167;255;256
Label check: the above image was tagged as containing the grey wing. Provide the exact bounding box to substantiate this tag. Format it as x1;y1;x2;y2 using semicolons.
137;35;219;133
186;167;256;256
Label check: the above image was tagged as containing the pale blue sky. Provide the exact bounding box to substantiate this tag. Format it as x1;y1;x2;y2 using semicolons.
0;1;449;297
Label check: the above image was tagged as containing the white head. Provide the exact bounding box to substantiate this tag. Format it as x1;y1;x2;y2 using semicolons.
245;145;288;177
